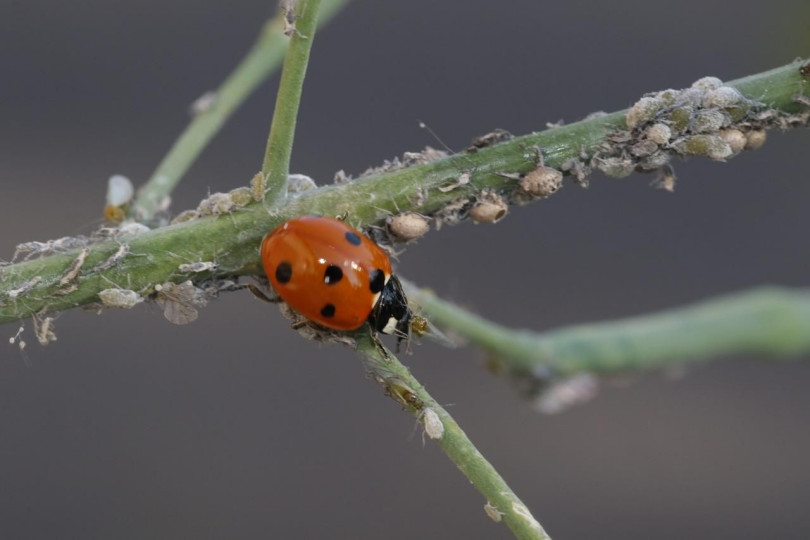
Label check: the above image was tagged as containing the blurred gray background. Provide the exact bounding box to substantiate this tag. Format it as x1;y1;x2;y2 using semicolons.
2;1;810;538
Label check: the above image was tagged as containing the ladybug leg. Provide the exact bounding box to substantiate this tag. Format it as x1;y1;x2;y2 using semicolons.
245;283;282;303
394;329;411;354
369;329;394;361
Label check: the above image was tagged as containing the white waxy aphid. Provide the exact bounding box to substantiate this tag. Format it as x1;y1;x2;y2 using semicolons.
99;288;144;309
287;174;317;194
197;193;237;216
189;91;218;116
718;129;747;154
422;408;444;440
594;156;634;179
117;222;150;237
645;123;672;145
534;373;599;414
691;76;723;91
106;175;135;207
626;96;663;129
702;86;745;109
484;502;503;523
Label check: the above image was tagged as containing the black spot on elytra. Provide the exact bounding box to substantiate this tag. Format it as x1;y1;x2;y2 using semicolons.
275;261;292;284
345;231;362;246
324;265;343;285
320;303;336;318
369;269;385;294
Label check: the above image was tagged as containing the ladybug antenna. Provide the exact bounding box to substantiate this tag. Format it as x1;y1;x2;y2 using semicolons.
418;121;456;154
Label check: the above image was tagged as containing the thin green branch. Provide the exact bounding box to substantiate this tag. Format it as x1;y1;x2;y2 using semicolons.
353;333;551;540
1;60;808;323
407;285;810;377
261;0;322;204
131;0;348;221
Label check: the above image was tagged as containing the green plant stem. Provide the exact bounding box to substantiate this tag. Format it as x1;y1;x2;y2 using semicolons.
2;60;808;323
353;333;551;540
407;285;810;376
131;0;347;221
261;0;322;204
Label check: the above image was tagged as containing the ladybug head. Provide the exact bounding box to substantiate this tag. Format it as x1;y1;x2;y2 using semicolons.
368;274;412;343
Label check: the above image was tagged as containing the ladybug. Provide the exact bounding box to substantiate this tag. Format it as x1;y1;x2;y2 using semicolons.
260;216;412;339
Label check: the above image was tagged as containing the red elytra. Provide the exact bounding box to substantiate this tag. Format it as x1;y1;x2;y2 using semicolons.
261;216;411;335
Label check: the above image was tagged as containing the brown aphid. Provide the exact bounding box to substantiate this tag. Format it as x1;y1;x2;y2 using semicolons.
744;129;767;150
519;166;563;198
469;191;508;224
388;212;430;241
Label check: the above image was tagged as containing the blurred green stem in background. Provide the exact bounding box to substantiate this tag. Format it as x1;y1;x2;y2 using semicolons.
131;0;349;221
407;285;810;377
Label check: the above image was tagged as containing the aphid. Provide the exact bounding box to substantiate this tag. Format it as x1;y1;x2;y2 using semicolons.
534;373;599;415
260;216;413;341
98;288;144;309
469;191;508;224
382;377;424;410
410;315;430;337
484;502;504;523
250;172;267;201
387;212;430;242
421;407;444;440
189;91;218;116
104;175;134;223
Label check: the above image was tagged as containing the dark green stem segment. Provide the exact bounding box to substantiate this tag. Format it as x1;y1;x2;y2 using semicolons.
408;285;810;376
131;0;347;221
261;0;322;204
354;334;551;540
1;60;808;323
